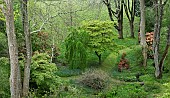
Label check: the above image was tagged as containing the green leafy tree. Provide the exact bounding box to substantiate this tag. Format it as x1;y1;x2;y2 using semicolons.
65;28;89;69
81;20;115;65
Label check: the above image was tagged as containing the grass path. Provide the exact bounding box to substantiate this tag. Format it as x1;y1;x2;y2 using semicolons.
60;43;142;90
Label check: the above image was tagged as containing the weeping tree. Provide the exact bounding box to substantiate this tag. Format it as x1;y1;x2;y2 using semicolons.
65;28;89;70
81;20;115;65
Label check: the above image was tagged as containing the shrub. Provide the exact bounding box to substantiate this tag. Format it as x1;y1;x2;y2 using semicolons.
158;82;170;98
101;84;148;98
29;53;62;96
79;69;109;90
144;82;161;93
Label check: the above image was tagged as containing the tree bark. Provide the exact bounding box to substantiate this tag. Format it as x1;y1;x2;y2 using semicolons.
153;0;166;79
139;0;147;67
95;51;102;65
118;1;124;39
124;0;135;38
153;0;159;78
107;3;114;21
158;25;170;78
3;0;21;97
103;0;123;39
21;0;32;96
130;21;134;38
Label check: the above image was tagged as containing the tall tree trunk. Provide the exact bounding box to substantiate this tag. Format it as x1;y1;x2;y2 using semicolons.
118;1;124;39
21;0;32;96
105;2;119;33
153;0;165;79
153;0;159;78
4;0;21;97
124;0;136;38
158;26;170;78
130;0;135;38
103;0;123;39
139;0;147;67
130;20;134;38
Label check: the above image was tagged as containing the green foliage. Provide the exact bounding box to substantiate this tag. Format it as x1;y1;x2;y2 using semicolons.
30;53;61;96
0;20;5;33
115;45;143;70
65;28;89;70
0;33;7;57
0;4;6;33
163;1;170;26
135;0;140;17
81;20;116;65
31;32;51;53
13;2;25;47
124;45;143;67
0;57;10;98
100;84;148;98
145;8;155;32
81;20;115;55
158;83;170;98
145;0;154;7
144;82;162;93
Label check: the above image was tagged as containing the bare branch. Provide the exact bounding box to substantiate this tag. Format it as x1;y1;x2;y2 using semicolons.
30;22;45;34
124;3;130;21
111;10;118;18
103;0;107;5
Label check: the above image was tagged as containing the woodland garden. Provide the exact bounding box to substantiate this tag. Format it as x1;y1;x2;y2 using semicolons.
0;0;170;98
